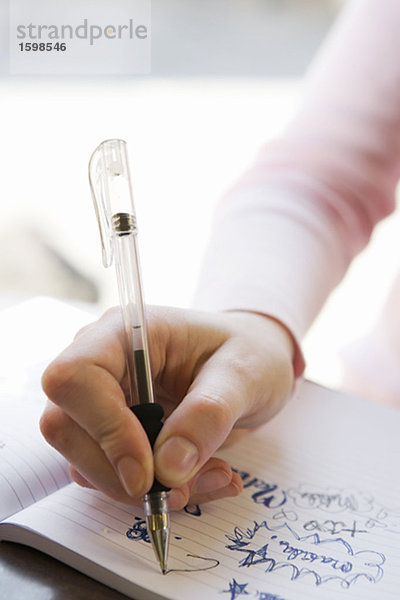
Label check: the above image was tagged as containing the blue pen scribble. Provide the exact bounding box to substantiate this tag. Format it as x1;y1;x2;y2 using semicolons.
126;517;150;543
287;483;400;535
302;518;367;538
225;519;385;587
233;470;287;509
235;473;400;537
221;578;250;599
221;579;287;600
256;593;287;600
288;485;372;514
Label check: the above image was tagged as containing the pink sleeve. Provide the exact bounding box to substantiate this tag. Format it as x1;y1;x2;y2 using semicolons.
193;0;400;376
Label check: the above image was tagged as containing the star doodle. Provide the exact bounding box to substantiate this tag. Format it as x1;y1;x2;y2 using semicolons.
221;578;250;600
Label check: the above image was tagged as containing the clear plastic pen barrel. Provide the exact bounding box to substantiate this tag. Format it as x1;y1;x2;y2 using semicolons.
112;212;154;407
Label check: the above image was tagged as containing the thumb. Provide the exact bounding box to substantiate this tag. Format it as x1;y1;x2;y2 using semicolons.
153;339;280;489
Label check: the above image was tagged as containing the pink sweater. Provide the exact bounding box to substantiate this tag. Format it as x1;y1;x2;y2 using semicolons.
194;0;400;377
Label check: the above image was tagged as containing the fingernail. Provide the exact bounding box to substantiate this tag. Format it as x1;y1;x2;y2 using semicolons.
117;456;145;497
192;468;231;495
155;436;199;485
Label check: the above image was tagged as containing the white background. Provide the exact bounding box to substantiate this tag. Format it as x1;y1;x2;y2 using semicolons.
1;76;399;389
2;0;398;390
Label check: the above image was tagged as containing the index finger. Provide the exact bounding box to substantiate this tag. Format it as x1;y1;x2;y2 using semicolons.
41;309;155;497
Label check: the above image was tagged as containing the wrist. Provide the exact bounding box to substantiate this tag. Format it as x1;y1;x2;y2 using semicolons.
225;310;301;377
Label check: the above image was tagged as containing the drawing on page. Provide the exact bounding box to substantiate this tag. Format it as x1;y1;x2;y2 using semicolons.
288;483;400;536
126;516;150;543
164;554;220;574
222;578;250;599
238;471;400;536
225;519;385;587
126;517;186;544
126;517;220;573
236;470;400;552
255;594;287;600
221;578;287;600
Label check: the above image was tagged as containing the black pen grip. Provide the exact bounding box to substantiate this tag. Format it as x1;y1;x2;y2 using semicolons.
130;403;170;494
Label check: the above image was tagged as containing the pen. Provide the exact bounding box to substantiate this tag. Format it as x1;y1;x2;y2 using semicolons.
88;138;170;574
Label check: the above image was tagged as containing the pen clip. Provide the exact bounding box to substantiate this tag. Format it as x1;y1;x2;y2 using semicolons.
88;138;136;268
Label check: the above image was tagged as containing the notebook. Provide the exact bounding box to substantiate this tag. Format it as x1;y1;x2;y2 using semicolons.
1;299;399;600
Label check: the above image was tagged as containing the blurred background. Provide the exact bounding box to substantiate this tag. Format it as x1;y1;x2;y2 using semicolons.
2;0;399;389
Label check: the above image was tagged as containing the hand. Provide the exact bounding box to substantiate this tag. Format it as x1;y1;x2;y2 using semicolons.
41;307;294;510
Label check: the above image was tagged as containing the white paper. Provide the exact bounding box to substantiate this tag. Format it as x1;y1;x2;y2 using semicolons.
0;297;94;520
2;381;400;600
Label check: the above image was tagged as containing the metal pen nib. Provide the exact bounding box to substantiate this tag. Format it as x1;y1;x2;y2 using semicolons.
143;491;170;574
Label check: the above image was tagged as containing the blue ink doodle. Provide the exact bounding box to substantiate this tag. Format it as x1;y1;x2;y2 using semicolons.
303;519;367;538
256;593;287;600
272;509;298;523
220;580;287;600
232;470;286;509
225;519;385;588
221;578;250;599
288;485;370;514
126;521;219;574
234;473;400;538
126;519;182;542
287;483;400;536
126;518;150;543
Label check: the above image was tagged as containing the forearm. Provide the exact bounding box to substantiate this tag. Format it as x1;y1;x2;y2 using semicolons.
193;186;349;376
193;0;400;372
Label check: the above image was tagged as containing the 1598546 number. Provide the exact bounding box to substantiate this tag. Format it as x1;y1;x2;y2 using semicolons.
19;42;67;51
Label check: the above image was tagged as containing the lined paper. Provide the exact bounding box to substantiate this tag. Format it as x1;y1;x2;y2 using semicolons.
0;392;70;521
2;381;400;600
0;297;93;521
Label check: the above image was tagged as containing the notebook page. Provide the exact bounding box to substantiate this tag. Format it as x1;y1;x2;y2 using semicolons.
0;392;71;521
0;297;95;520
2;381;400;600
